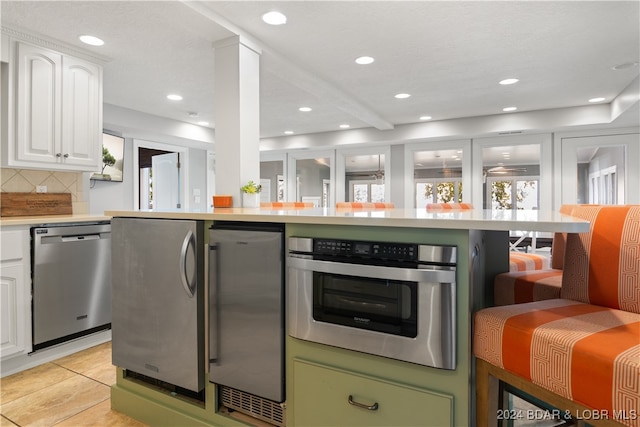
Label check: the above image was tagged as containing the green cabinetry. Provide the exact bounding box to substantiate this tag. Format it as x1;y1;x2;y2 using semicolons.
293;358;453;426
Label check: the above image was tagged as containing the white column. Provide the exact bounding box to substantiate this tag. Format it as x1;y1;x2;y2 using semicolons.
213;36;261;207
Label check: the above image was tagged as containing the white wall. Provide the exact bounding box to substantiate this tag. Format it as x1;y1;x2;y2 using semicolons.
87;104;213;214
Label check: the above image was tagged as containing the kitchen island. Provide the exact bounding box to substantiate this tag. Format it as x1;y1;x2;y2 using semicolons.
105;208;588;427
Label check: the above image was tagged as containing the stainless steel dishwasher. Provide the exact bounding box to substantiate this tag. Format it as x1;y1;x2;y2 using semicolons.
31;222;111;350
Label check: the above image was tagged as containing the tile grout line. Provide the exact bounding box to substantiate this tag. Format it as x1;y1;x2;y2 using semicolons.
51;361;115;387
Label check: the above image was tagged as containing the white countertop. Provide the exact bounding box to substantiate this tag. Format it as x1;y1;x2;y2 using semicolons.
0;214;112;227
105;208;590;233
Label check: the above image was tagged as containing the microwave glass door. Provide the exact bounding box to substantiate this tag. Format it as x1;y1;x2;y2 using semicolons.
312;272;417;338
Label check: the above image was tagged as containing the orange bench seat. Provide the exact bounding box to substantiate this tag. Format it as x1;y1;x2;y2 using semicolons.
475;205;640;427
508;252;550;272
474;299;640;423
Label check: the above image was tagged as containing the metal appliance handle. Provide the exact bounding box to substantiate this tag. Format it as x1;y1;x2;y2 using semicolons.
208;243;218;362
179;229;196;298
61;235;100;242
333;296;388;311
348;395;379;411
287;256;455;283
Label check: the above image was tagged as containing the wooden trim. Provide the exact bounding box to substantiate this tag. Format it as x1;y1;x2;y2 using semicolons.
475;358;627;427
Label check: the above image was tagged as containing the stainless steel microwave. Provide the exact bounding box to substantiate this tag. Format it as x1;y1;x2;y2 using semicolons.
287;237;457;370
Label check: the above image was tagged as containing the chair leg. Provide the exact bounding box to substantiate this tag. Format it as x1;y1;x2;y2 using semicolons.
476;358;500;427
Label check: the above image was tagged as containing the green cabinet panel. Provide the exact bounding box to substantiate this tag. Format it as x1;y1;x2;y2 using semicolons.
293;358;453;427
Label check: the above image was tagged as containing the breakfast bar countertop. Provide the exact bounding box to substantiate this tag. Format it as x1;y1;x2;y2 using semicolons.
104;208;590;233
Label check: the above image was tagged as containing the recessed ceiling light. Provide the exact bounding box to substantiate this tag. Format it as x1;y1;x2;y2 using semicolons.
355;56;374;65
167;94;183;101
197;121;209;126
499;78;519;85
588;97;606;103
419;116;432;121
298;107;312;112
395;93;411;99
339;124;350;129
262;11;287;25
612;62;639;71
502;106;517;112
79;35;104;46
284;130;294;135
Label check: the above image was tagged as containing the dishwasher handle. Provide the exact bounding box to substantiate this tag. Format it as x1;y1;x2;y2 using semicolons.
61;234;101;242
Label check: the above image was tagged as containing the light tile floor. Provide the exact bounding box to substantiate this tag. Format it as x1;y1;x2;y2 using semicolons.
0;342;148;427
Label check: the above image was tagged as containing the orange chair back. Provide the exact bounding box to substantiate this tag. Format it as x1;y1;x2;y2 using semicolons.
561;205;640;313
260;202;314;209
426;203;474;210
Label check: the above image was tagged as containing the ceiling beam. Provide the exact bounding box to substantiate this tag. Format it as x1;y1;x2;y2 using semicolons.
179;0;395;131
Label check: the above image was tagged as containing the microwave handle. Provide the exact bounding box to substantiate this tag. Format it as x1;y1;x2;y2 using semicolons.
287;256;456;283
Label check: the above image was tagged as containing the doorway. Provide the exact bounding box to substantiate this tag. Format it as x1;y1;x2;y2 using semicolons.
133;139;189;211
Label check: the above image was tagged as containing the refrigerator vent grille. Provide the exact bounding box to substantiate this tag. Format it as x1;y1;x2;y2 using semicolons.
220;386;285;426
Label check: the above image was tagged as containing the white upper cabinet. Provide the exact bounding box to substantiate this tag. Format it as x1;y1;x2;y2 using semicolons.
61;55;102;168
3;39;103;171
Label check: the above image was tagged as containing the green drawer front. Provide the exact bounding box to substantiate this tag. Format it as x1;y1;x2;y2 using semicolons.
293;358;453;427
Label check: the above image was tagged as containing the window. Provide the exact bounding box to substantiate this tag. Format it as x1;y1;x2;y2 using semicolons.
560;133;638;206
350;180;385;203
412;147;465;208
288;152;334;206
588;165;617;204
487;176;539;210
415;179;463;208
473;136;550;210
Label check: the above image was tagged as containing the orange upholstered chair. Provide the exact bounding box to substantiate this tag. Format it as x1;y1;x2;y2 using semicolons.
260;202;314;209
335;202;395;210
494;205;577;305
426;202;474;211
474;205;640;427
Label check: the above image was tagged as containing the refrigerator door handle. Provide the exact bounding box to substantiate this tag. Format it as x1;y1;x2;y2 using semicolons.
179;229;196;298
208;243;218;363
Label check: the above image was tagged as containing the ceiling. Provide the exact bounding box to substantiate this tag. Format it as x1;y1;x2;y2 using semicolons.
2;1;639;169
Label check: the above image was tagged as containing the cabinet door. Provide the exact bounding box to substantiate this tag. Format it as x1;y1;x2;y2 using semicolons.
15;42;61;165
0;264;27;359
61;55;101;168
293;358;453;427
0;228;30;360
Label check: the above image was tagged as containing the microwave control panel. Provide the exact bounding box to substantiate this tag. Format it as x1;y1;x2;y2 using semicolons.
313;238;417;261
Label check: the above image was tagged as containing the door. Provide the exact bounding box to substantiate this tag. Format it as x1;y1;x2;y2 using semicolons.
152;152;182;210
111;218;204;392
209;225;284;402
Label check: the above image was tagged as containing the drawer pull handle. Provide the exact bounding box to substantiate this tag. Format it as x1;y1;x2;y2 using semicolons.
348;395;378;411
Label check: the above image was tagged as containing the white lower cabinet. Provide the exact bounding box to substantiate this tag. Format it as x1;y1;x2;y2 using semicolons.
0;227;31;359
293;358;454;426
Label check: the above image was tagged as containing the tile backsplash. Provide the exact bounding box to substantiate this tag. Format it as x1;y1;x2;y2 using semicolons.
1;168;88;213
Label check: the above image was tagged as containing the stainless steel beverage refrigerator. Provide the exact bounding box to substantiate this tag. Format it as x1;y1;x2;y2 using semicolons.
111;217;205;393
208;221;285;405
